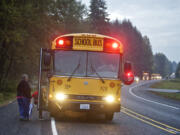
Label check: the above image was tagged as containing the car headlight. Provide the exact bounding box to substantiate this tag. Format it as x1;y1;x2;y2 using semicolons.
104;95;115;103
55;93;67;101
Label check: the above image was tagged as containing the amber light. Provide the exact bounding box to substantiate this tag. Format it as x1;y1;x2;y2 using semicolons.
57;79;63;85
49;94;53;98
109;82;115;88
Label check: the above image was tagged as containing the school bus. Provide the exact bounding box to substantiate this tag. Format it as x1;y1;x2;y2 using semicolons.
38;33;134;121
151;73;162;80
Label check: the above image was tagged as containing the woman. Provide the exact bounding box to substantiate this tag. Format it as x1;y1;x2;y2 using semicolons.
17;74;31;121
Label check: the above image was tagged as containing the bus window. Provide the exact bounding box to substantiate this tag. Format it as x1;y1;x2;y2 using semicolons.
87;52;120;78
54;51;86;76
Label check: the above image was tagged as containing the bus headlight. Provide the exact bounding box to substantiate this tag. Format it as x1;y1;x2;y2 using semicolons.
104;95;115;103
55;93;67;101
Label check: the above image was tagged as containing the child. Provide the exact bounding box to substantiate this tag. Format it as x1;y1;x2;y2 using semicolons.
32;91;38;105
29;91;38;117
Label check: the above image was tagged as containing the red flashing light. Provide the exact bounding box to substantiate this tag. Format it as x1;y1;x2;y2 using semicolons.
57;39;64;46
127;72;132;77
112;42;119;49
104;38;121;53
56;38;66;48
55;37;72;49
123;71;134;85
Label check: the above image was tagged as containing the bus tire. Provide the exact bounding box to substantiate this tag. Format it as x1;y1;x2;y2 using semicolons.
48;102;60;118
105;112;114;121
50;109;58;118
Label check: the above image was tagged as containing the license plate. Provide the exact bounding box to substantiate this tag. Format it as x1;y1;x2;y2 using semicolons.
73;37;103;51
80;104;90;110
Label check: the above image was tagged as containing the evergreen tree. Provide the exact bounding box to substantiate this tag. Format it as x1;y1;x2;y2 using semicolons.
89;0;109;34
142;36;153;74
175;62;180;78
153;53;171;77
0;0;87;91
109;19;153;77
54;0;86;33
172;61;177;73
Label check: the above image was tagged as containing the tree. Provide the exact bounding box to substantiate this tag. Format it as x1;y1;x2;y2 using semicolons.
0;0;88;91
153;53;172;77
175;62;180;78
0;0;28;90
172;61;177;73
89;0;109;34
109;19;154;77
141;36;154;74
53;0;87;33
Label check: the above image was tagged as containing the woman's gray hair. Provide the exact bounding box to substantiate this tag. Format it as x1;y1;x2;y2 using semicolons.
22;74;28;80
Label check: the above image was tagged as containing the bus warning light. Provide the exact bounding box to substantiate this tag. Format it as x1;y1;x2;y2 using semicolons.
58;39;64;45
112;42;119;49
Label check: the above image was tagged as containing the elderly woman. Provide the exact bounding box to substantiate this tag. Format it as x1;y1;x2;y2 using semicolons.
17;74;31;121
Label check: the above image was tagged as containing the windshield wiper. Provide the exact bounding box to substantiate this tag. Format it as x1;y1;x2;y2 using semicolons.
67;60;81;82
90;64;105;83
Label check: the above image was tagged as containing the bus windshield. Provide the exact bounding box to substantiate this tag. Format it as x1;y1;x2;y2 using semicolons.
87;52;120;78
54;51;120;78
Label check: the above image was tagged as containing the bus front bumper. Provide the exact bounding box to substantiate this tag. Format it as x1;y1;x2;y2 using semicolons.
51;101;121;112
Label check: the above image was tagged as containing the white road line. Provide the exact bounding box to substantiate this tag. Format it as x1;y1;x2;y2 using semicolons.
51;117;58;135
129;83;180;110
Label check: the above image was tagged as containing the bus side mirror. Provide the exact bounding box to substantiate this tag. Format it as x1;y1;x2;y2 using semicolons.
123;62;134;85
44;52;51;66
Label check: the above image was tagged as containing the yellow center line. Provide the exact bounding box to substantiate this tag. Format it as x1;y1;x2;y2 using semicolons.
121;110;176;134
122;106;180;132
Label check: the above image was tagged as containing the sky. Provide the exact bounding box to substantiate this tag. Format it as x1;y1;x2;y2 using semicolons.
81;0;180;63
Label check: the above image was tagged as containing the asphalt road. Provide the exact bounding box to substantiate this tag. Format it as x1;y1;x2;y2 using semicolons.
0;81;180;135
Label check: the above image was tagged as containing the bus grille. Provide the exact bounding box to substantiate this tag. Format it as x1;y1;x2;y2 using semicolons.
68;95;103;101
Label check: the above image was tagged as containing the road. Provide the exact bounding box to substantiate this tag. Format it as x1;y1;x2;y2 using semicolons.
0;81;180;135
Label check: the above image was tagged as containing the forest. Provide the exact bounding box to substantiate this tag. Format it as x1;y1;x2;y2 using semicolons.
0;0;178;93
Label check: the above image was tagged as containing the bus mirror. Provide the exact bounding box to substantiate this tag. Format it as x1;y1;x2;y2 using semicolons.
123;62;134;85
124;61;132;73
44;52;51;66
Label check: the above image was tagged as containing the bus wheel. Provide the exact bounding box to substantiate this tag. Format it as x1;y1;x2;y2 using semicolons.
50;110;58;118
48;102;59;118
50;110;65;120
105;112;114;121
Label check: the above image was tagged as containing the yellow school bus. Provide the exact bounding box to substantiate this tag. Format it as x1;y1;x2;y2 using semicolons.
151;73;162;80
38;33;134;121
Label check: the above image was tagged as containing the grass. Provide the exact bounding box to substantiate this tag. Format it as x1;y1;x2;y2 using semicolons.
151;79;180;90
150;79;180;101
151;92;180;101
0;92;16;106
0;80;17;106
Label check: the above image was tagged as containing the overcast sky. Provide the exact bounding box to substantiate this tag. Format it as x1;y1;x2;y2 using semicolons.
81;0;180;63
